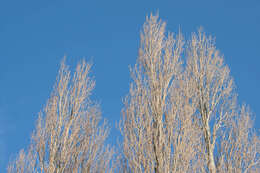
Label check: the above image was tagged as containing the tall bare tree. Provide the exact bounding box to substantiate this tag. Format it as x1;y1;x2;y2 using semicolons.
8;59;114;173
120;14;259;173
120;14;202;173
186;30;259;173
185;29;237;173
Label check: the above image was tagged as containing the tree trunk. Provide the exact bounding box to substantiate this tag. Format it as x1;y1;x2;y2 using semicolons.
205;122;216;173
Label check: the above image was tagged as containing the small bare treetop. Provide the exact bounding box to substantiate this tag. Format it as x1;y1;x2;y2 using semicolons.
8;58;114;173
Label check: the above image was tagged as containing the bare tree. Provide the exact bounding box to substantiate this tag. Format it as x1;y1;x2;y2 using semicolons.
186;30;259;173
185;29;237;173
120;14;202;173
8;59;114;173
216;105;260;173
7;14;259;173
120;14;260;173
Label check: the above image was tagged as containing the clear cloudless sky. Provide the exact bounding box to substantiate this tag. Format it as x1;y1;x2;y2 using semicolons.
0;0;259;172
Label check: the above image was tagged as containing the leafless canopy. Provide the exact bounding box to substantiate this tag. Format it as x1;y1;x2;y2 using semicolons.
120;14;259;173
8;59;113;173
7;14;260;173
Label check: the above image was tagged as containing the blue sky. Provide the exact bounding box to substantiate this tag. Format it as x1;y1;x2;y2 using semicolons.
0;0;259;171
